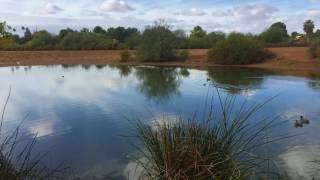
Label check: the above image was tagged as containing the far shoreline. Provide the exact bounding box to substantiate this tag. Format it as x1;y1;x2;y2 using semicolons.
0;47;318;72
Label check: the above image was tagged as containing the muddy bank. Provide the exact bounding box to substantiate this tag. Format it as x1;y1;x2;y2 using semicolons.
0;47;318;71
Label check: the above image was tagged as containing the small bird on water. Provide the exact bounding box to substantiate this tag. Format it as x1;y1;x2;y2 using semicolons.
294;120;303;128
300;116;309;124
294;116;310;128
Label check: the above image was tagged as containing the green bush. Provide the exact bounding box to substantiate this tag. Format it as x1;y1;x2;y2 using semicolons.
177;50;190;61
186;38;209;49
310;38;320;58
208;33;266;65
119;50;133;62
58;32;113;50
263;49;277;59
28;31;57;50
137;23;177;61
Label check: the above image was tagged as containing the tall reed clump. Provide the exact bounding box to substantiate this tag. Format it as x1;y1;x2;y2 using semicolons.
133;93;288;179
0;88;67;179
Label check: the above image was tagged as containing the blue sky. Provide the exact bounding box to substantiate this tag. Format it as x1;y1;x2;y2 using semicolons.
0;0;319;34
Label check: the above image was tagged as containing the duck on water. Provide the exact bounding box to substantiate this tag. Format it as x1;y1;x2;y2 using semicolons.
294;116;310;128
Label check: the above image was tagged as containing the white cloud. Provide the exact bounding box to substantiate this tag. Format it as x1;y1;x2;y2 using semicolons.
43;3;63;15
209;4;279;33
307;9;320;18
212;10;232;17
100;0;134;13
81;9;106;17
233;4;279;21
179;8;206;16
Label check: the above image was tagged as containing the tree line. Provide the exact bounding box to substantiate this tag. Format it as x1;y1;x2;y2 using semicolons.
0;19;318;50
0;19;319;64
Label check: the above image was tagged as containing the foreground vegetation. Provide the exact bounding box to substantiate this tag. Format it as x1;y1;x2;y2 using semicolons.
132;93;291;179
0;90;67;179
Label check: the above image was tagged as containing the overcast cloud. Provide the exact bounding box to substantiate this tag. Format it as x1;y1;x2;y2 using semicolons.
0;0;319;34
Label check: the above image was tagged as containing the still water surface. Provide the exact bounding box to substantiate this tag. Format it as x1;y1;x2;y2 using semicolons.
1;65;320;179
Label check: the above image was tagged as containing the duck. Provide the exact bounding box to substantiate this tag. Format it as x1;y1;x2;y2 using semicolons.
294;120;303;128
206;78;211;82
300;116;309;124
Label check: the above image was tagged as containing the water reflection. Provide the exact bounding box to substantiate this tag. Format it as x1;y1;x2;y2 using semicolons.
207;68;272;95
117;66;133;77
279;145;320;179
0;65;320;179
307;72;320;91
135;67;183;102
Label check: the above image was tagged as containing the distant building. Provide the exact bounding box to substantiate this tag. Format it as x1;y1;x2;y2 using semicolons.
295;35;303;40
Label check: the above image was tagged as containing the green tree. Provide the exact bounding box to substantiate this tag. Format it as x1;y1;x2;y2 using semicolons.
59;28;74;39
137;21;177;61
206;31;226;46
124;33;141;49
291;32;298;38
23;28;32;42
260;27;288;43
173;29;187;48
0;21;7;37
58;32;113;50
29;30;57;49
93;26;106;34
270;22;288;36
260;22;288;43
190;26;206;39
106;27;139;42
80;28;90;33
304;20;315;34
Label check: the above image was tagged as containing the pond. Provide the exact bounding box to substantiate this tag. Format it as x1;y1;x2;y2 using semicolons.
0;65;320;179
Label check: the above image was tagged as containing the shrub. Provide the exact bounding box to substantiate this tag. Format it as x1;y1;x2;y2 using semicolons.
28;30;57;50
137;22;177;61
119;50;133;62
208;33;266;65
310;38;320;58
186;38;209;49
177;50;190;61
124;34;141;49
0;37;16;50
264;49;277;59
58;32;113;50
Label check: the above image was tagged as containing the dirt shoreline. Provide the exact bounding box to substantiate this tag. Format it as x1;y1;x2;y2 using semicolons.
0;47;318;71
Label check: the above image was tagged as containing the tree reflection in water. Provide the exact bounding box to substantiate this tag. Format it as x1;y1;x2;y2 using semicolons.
135;67;189;102
117;65;133;77
207;68;272;95
307;72;320;91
